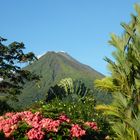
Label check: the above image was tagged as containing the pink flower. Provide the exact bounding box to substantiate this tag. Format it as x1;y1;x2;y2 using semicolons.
0;116;19;137
2;124;15;138
0;116;4;121
4;131;14;138
85;121;98;131
0;119;5;131
40;118;52;128
5;112;15;118
48;120;60;132
70;124;86;138
27;128;45;140
3;124;11;133
40;118;61;132
59;114;70;123
0;110;100;139
22;111;43;128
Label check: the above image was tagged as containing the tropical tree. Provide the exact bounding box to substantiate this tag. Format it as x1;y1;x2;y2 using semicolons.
46;77;92;102
95;4;140;139
0;36;39;101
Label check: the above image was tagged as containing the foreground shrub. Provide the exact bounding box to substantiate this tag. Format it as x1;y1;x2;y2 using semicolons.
30;96;112;137
0;111;109;140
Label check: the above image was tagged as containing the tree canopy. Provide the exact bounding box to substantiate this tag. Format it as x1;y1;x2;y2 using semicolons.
0;36;39;101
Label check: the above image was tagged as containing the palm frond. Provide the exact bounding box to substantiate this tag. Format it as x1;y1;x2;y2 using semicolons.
94;77;116;92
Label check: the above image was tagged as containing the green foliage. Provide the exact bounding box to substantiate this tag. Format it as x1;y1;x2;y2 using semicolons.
31;96;95;122
95;3;140;140
44;122;71;140
29;77;112;137
52;98;94;121
0;36;39;102
0;99;14;115
46;78;92;102
58;78;74;95
17;51;109;109
95;77;117;92
13;122;30;140
0;131;5;139
30;95;112;138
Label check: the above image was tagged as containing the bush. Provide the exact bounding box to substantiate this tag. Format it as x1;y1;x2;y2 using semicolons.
29;95;112;139
0;111;109;140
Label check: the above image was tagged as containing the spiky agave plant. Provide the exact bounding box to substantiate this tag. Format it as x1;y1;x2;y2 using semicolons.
46;77;92;102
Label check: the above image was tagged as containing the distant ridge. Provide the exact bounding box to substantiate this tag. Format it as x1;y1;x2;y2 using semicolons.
15;51;109;108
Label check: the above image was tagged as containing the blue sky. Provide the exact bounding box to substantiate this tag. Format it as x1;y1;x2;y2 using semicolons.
0;0;139;75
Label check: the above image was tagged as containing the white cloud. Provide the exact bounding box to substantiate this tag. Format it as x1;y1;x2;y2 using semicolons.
57;51;66;53
60;51;66;53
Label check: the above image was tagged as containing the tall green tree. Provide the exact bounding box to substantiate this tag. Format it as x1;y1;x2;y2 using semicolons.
95;4;140;140
0;36;39;101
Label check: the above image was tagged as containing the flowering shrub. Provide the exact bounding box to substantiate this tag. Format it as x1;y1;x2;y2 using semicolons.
84;122;98;131
70;124;86;138
0;111;107;140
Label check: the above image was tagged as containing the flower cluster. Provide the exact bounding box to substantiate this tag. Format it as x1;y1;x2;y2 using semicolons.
0;112;21;137
59;114;70;123
85;121;98;131
70;124;86;138
0;111;99;140
27;128;45;140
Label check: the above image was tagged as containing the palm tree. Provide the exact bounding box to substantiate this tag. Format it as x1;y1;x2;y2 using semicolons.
95;4;140;140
